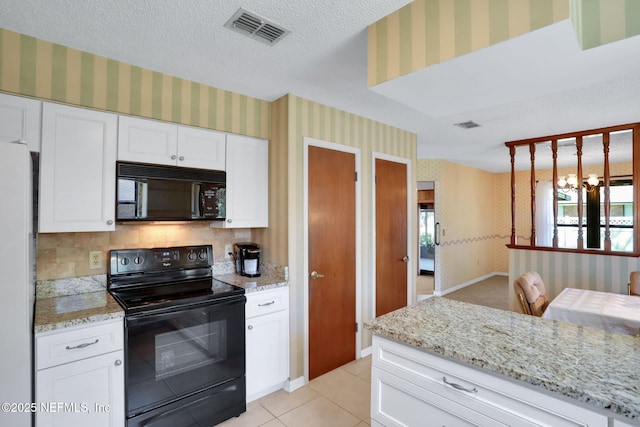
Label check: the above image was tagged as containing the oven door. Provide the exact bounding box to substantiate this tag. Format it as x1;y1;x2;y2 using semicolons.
124;296;245;419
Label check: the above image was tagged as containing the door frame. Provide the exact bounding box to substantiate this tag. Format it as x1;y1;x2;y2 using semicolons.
303;137;362;383
372;152;414;318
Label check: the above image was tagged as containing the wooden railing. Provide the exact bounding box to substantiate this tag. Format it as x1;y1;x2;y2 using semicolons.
505;122;640;256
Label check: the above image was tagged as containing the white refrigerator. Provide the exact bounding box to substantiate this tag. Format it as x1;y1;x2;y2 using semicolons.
0;140;35;427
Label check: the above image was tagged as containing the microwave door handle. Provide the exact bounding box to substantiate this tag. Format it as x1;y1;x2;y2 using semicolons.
192;183;201;218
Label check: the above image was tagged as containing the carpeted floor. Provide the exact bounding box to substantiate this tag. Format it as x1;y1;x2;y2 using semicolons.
443;275;509;311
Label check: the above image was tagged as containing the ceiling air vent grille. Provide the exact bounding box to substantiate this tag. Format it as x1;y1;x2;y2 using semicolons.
224;8;290;46
453;120;481;129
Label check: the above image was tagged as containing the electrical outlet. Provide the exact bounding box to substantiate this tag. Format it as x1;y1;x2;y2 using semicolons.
89;251;102;269
224;244;233;259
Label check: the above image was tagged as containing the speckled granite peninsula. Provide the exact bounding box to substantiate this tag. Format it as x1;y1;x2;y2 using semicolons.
365;297;640;422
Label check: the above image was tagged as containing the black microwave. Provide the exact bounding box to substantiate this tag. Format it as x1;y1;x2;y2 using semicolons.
116;161;226;222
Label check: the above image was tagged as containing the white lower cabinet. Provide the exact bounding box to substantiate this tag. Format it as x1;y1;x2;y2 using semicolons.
372;335;609;427
245;287;289;402
36;319;124;427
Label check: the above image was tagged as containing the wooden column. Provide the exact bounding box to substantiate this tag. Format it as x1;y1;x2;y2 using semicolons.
509;145;516;245
551;139;559;247
634;125;640;253
603;133;611;251
576;136;584;250
530;143;536;245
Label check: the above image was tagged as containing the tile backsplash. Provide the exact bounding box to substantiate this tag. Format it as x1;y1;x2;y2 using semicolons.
36;223;253;280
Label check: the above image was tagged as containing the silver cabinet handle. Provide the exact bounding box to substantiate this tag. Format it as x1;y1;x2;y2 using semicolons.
66;339;99;350
107;220;113;225
227;219;232;223
258;301;275;307
443;377;477;393
179;156;184;161
171;154;177;160
402;256;409;262
310;271;324;279
114;359;122;366
248;325;253;330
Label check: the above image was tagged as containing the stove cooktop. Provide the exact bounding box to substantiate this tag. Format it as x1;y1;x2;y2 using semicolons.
109;278;245;314
107;245;245;314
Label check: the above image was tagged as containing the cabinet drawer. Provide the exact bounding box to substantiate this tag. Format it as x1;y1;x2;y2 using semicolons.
246;288;288;318
373;336;608;427
36;320;123;370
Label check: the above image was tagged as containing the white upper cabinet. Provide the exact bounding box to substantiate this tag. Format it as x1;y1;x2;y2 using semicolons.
212;134;268;229
118;115;226;170
177;125;226;170
0;93;42;152
39;102;117;233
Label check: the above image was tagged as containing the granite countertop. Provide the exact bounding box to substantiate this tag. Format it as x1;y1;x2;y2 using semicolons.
365;297;640;421
214;272;288;293
34;271;287;334
34;275;123;334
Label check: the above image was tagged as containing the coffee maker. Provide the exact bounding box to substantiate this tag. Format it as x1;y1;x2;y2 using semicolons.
234;242;261;277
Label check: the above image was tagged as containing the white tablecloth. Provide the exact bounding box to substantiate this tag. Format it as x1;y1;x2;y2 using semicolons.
542;287;640;336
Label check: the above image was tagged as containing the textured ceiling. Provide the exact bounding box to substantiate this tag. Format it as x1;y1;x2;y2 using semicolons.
1;0;639;172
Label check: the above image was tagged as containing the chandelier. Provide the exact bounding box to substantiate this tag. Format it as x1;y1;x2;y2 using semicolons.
557;173;599;193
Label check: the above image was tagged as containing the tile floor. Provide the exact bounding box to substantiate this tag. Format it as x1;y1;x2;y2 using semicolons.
218;356;372;427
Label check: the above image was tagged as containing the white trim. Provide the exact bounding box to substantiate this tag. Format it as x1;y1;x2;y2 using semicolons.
360;346;372;358
284;376;306;393
433;272;508;296
303;137;362;383
371;152;414;318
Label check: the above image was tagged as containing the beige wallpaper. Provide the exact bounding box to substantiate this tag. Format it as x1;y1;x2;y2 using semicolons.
416;159;508;293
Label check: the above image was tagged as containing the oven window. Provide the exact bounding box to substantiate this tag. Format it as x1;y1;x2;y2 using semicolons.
125;298;245;417
155;319;227;380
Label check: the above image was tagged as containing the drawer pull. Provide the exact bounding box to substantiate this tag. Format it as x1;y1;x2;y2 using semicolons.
443;377;477;394
258;301;275;307
66;339;99;350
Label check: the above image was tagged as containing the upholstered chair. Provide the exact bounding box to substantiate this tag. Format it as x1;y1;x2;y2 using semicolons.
514;272;549;316
628;271;640;297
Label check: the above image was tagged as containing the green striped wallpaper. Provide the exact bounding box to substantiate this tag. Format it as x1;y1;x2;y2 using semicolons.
368;0;569;86
0;28;270;138
282;94;416;378
571;0;640;50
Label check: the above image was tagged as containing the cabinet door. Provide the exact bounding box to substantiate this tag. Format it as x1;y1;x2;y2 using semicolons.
117;115;178;165
246;309;289;401
177;126;226;170
36;350;125;427
0;93;41;152
220;134;268;228
39;103;117;232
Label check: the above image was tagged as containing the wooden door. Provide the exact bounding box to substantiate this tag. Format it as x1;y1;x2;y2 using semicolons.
375;158;408;316
308;146;356;380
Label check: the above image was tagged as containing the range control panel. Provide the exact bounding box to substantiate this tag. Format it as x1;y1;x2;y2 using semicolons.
109;245;213;275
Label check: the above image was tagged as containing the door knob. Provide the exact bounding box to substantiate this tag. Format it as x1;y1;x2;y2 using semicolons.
310;271;325;279
402;256;409;262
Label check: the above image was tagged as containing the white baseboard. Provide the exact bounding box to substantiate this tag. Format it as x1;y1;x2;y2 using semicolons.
285;376;305;393
434;272;508;296
360;346;372;358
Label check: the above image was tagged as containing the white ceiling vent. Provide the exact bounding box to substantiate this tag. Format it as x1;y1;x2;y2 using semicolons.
453;120;481;129
224;8;290;46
